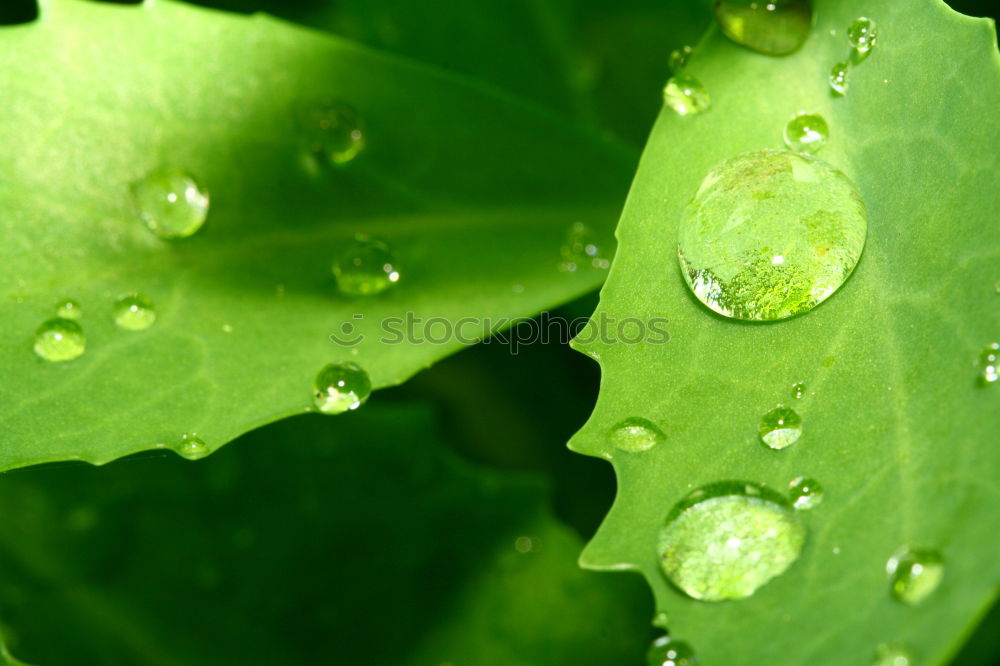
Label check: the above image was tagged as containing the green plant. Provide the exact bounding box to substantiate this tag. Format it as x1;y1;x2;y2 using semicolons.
0;0;997;664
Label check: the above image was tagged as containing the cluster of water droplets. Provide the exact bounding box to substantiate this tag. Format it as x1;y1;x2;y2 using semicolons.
560;222;611;272
829;17;878;95
662;42;710;117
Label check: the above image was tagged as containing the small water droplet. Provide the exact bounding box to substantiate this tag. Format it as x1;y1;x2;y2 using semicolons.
783;112;829;153
848;17;878;55
677;149;867;321
131;167;209;239
560;222;610;271
657;481;806;601
668;45;693;72
887;547;944;605
176;434;210;461
979;342;999;385
760;406;802;449
713;0;812;55
55;298;82;320
313;361;372;414
34;318;86;362
663;74;711;116
113;293;157;331
514;536;542;553
873;643;914;666
609;417;665;453
829;61;850;94
788;476;823;509
791;381;806;399
299;101;366;164
333;235;401;296
652;611;670;629
647;635;697;666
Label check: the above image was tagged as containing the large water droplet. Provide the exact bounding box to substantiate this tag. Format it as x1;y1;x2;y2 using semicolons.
131;167;209;239
783;112;829;153
34;318;86;362
873;643;914;666
656;481;806;601
886;547;944;605
713;0;812;55
848;17;878;55
56;298;82;320
979;342;999;385
677;149;867;321
299;101;366;165
333;236;401;296
788;476;823;510
609;417;665;453
759;406;802;449
668;45;693;73
176;434;210;461
560;222;610;271
829;61;850;95
113;293;157;331
647;635;697;666
663;74;711;116
313;361;372;414
791;381;806;399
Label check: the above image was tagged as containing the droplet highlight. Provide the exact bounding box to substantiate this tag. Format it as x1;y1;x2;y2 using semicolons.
979;343;999;385
829;61;849;94
299;101;366;165
887;547;944;605
677;149;867;321
560;222;610;271
663;74;710;116
313;361;372;414
56;298;82;320
668;45;693;73
759;406;803;450
647;635;697;666
873;643;914;666
788;476;823;510
113;293;157;331
333;236;401;296
713;0;812;56
176;434;210;461
657;481;806;601
131;167;209;239
34;318;86;362
848;17;877;55
783;112;829;153
609;417;665;453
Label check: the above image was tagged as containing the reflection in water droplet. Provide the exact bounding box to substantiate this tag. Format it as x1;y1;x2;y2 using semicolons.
333;236;401;296
829;61;850;94
677;149;867;321
113;293;157;331
760;406;803;449
131;167;209;239
669;45;693;73
713;0;812;55
979;343;999;385
791;381;806;399
657;481;806;601
848;17;878;55
56;298;82;320
887;547;944;605
783;112;829;153
34;318;86;362
313;362;372;414
647;635;697;666
873;643;914;666
663;74;711;116
177;434;210;461
560;222;610;271
788;476;823;510
299;101;366;164
609;417;665;453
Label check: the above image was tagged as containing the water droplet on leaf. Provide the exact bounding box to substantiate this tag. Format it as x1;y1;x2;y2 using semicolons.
113;293;157;331
788;476;823;509
177;434;210;461
669;45;693;72
829;61;849;94
657;481;806;601
34;318;86;362
663;74;711;116
647;635;697;666
313;361;372;414
56;298;82;320
848;17;878;55
887;547;944;605
609;417;665;453
713;0;812;55
333;236;401;296
560;222;610;271
791;381;806;399
784;112;829;153
873;643;914;666
677;149;867;321
760;406;802;449
299;101;366;164
979;343;999;384
131;167;209;239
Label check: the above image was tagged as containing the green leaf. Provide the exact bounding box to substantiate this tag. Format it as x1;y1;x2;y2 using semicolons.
0;404;650;665
570;0;1000;663
0;0;632;470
